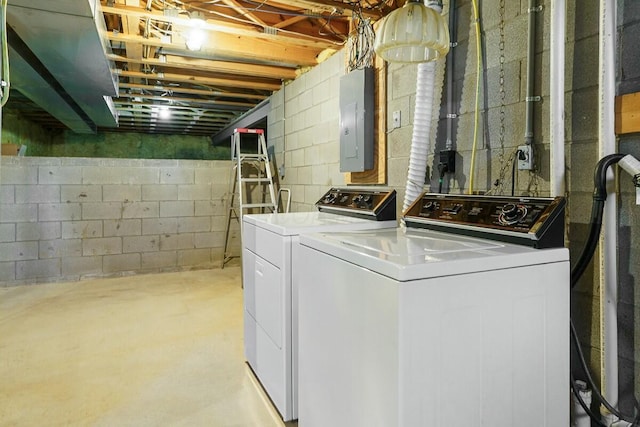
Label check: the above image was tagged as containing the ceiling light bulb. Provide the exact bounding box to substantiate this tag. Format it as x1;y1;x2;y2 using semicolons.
186;17;206;51
374;0;450;63
159;106;171;119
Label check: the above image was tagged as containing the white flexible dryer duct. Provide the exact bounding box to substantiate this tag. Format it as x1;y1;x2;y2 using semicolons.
403;60;438;212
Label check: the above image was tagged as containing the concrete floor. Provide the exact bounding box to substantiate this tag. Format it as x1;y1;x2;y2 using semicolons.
0;268;293;426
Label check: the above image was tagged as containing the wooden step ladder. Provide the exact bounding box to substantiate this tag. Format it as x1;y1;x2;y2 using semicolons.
222;128;277;268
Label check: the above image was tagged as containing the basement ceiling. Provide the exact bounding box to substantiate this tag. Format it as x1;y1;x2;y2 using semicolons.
5;0;396;138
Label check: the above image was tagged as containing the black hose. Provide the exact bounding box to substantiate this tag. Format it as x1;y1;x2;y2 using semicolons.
568;153;640;425
570;320;635;421
570;153;626;289
570;199;604;289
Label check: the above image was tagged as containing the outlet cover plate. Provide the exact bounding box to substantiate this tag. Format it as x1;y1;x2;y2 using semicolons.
517;145;533;170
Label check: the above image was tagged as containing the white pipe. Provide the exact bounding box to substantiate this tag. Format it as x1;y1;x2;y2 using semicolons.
550;0;566;197
571;380;591;427
402;60;437;212
598;0;618;414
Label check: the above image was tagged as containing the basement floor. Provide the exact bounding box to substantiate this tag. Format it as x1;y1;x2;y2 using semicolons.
0;268;292;426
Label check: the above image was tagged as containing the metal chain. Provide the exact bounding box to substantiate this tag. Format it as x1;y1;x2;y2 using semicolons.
489;0;509;195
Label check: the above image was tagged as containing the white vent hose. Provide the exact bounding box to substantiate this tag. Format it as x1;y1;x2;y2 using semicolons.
402;60;437;212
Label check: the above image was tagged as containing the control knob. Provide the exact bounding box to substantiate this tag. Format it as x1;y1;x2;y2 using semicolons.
423;201;436;211
501;203;520;220
499;203;527;225
324;193;337;204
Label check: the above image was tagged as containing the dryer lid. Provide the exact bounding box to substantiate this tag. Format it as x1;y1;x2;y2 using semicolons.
243;211;396;236
299;227;569;281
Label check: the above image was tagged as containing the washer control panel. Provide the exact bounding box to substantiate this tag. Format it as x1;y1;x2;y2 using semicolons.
316;188;396;221
404;193;566;248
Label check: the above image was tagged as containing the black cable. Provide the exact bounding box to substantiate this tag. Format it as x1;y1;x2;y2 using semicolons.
570;198;604;289
437;163;447;193
570;153;626;289
570;320;635;421
571;373;608;427
511;149;522;196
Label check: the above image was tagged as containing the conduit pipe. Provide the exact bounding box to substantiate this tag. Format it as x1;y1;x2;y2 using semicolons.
572;380;592;427
445;0;456;151
550;0;565;197
524;0;537;146
598;0;619;421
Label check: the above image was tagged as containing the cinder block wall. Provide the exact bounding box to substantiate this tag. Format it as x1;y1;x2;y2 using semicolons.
0;157;236;285
268;52;345;212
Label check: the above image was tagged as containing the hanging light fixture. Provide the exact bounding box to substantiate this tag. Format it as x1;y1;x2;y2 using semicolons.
186;11;207;51
374;0;450;63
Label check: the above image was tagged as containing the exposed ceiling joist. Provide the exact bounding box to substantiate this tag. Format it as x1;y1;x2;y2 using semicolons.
7;0;396;138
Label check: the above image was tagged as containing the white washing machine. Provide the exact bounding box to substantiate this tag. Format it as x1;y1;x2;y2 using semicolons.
242;188;397;421
297;193;570;427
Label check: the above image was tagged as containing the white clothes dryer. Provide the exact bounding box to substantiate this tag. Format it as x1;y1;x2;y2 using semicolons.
242;188;397;421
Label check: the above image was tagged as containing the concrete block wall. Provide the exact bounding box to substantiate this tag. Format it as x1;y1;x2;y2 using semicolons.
268;52;345;212
0;157;236;285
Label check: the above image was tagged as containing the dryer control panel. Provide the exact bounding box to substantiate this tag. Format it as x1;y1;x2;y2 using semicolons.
316;188;396;221
403;193;566;248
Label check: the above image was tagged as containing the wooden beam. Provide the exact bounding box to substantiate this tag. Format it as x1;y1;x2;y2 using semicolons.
108;53;297;80
615;92;640;135
265;0;382;19
116;69;282;91
106;31;320;68
116;92;256;108
220;0;268;27
102;5;340;49
118;82;268;100
113;99;244;112
117;112;232;124
273;15;308;29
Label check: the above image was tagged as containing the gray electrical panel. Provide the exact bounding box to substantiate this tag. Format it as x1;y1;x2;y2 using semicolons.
339;67;375;172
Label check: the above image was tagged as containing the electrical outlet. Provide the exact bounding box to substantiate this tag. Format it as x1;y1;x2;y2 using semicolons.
392;110;401;129
439;150;456;173
517;145;533;170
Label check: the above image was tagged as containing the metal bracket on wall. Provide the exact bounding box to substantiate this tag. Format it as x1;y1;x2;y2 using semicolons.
528;5;543;13
526;96;542;102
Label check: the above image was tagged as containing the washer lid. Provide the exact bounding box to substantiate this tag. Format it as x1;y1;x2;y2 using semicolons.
243;211;397;236
299;227;569;281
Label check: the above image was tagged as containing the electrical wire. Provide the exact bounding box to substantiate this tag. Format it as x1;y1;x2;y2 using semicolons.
347;4;375;71
150;0;347;45
1;0;10;107
511;149;522;196
437;163;447;193
467;0;482;195
571;319;637;422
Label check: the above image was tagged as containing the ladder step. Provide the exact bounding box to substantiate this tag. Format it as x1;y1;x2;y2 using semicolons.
239;154;267;160
235;128;264;135
241;177;272;183
223;128;276;269
242;203;276;209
